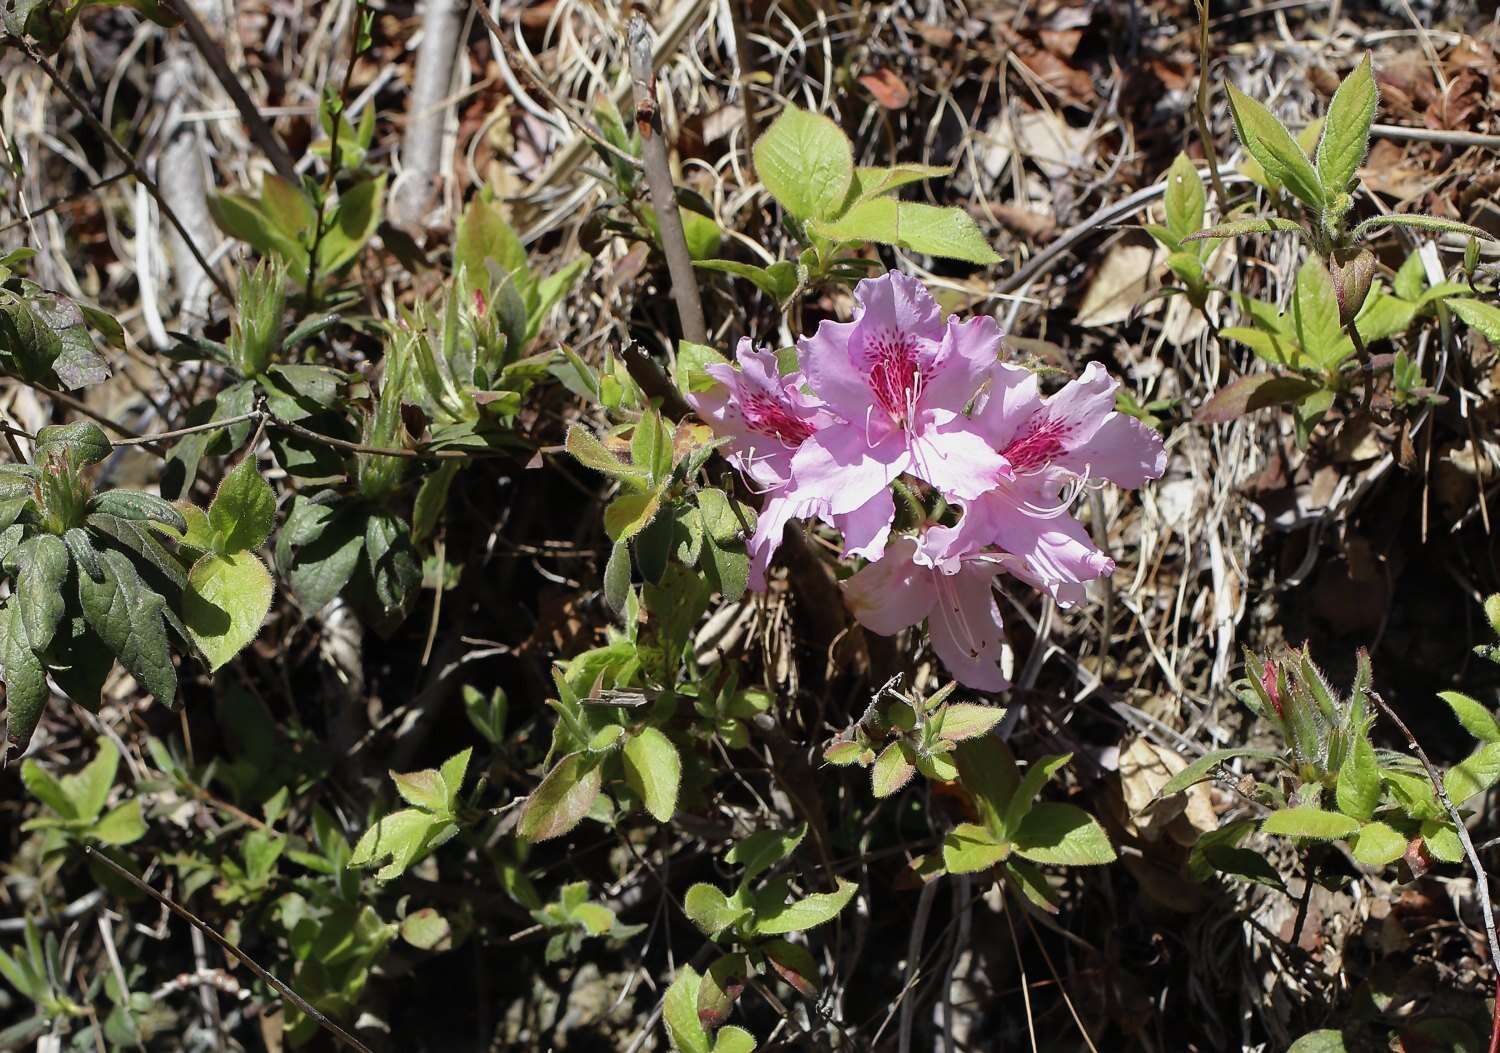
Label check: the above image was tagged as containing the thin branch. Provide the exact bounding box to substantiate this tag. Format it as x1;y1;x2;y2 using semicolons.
165;0;298;182
472;0;643;174
84;847;375;1053
15;37;232;302
627;15;708;346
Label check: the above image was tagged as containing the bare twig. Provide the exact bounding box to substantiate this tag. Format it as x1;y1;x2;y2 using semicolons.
84;846;376;1053
388;0;466;229
166;0;298;182
627;15;708;346
15;37;232;302
1191;0;1228;204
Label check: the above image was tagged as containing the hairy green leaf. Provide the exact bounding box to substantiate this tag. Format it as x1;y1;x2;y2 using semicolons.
209;456;276;553
622;726;681;823
183;551;274;671
77;548;175;708
753;105;854;223
1316;53;1377;196
1224;82;1325;209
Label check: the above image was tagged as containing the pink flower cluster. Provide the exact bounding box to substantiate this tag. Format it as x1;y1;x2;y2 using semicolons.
687;272;1165;691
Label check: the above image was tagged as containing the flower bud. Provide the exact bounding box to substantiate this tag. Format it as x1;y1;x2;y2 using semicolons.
229;259;286;378
1330;247;1376;327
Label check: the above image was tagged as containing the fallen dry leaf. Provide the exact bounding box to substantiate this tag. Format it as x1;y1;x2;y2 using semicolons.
859;69;911;109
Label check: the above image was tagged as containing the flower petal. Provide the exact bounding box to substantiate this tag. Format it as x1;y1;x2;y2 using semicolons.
842;537;934;635
789;423;910;516
920;314;1004;413
833;489;894;561
927;564;1009;691
1055;412;1167;488
909;422;1009;502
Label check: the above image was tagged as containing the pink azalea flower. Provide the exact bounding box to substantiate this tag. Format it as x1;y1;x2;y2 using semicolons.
686;339;891;590
688;338;829;492
788;273;1009;528
843;533;1009;691
941;362;1166;603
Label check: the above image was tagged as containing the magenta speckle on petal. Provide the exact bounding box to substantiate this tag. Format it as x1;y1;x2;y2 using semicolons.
861;328;924;422
1003;418;1073;473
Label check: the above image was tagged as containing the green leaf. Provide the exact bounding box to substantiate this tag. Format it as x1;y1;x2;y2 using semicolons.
622;726;681;823
697;954;748;1030
727;825;805;883
1224;81;1325;209
1184;217;1307;242
953;736;1019;833
849;164;951;201
604;492;662;542
209;456;276;553
753;879;857;935
662;966;711;1053
15;534;68;653
48;616;113;710
1261;806;1360;840
1448;298;1500;344
571;901;615;937
1292;257;1349;368
1440;691;1500;743
1288;1030;1349;1053
1156;747;1279;797
1316;53;1377;196
348;807;446;881
712;1025;756;1053
400;908;453;951
1335;736;1381;822
870;742;915;798
1445;741;1500;805
182;551;274;671
20;756;76;818
1002;753;1072;837
1164;152;1206;243
1350;214;1493;243
1219;326;1304;368
895;202;999;264
64;736;120;822
941;822;1009;874
34;421;110;466
683;883;750;936
518;752;603;842
89;490;188;534
1354;288;1416;344
1012;803;1116;865
935;702;1006;743
694;259;799;304
1421;820;1464;863
90;798;146;846
391;768;450;813
752;105;854;223
277;497;365;611
317;175;385;274
1350;821;1407;867
77;548;175;708
363;511;421;622
565;424;647;485
807;195;898;244
455;193;529;293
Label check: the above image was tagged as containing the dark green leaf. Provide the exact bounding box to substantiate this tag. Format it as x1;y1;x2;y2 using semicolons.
14;534;68;653
35;421;110;466
2;601;49;754
88;491;188;533
77;548;176;708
